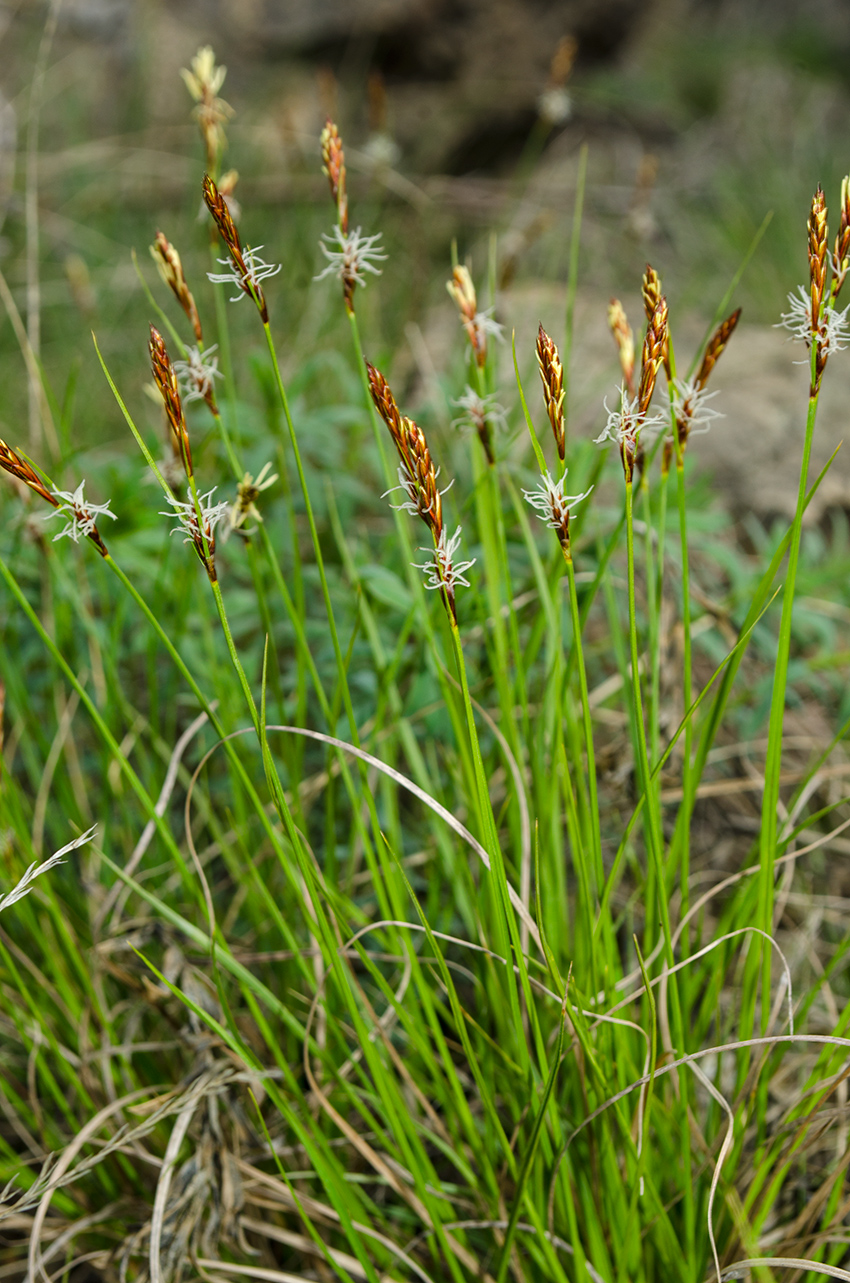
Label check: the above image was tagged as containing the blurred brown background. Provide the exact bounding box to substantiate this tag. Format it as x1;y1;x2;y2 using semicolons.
3;0;850;517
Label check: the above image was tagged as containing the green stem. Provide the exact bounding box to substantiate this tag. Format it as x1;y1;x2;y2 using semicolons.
756;355;821;1030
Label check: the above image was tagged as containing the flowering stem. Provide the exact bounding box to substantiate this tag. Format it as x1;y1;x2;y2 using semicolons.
673;455;694;939
446;615;535;1074
564;552;603;896
756;353;822;1032
625;478;696;1266
262;320;402;923
209;233;243;471
625;480;671;961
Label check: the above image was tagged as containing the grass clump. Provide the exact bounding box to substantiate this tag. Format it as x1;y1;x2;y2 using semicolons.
4;40;850;1283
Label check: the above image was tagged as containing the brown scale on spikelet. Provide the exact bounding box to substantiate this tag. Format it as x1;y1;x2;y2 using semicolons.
607;299;635;395
181;46;233;172
536;324;566;463
447;265;491;369
365;362;443;538
641;264;671;379
203;174;243;260
809;186;828;335
151;233;203;342
366;360;471;622
696;308;741;390
832;177;850;299
321;120;348;234
149;327;193;480
0;437;114;556
637;298;667;418
0;436;58;507
203;175;274;324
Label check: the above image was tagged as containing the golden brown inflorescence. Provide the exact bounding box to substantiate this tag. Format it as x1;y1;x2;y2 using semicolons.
641;264;671;379
150;233;203;343
696;308;741;391
607;299;635;396
447;265;492;369
149;326;193;480
0;438;113;557
320;119;348;235
0;437;57;508
366;360;466;622
181;46;233;173
536;324;566;463
832;177;850;297
808;185;829;337
203;175;271;323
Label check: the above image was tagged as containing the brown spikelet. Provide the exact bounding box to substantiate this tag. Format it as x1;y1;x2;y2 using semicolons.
447;266;489;368
536;324;566;462
366;361;405;458
0;436;58;507
367;358;464;621
641;265;662;322
637;298;667;417
151;232;203;342
641;264;671;378
366;361;442;534
149;327;193;480
203;174;271;323
0;438;113;556
321;120;348;234
696;308;741;390
808;186;828;334
833;176;850;299
607;299;635;395
203;174;242;259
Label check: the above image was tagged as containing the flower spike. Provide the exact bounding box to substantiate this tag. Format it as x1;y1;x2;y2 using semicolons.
150;232;203;342
536;324;566;463
320;119;348;234
149;326;192;479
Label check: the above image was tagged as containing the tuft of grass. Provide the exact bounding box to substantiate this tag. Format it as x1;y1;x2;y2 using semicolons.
4;36;850;1283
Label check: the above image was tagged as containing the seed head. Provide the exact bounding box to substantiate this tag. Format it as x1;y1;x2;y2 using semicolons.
203;175;276;321
536;324;566;462
451;387;506;464
160;488;229;581
637;297;668;417
320;119;348;234
181;46;233;170
522;468;591;556
226;462;278;538
447;265;500;368
172;344;222;407
447;265;477;323
596;386;666;484
808;185;829;331
314;225;386;315
696;308;741;390
413;526;475;613
43;480;116;556
149;326;192;479
641;265;670;378
366;358;469;619
667;378;723;453
607;298;635;395
832;174;850;298
203;174;242;259
150;232;203;342
0;436;58;507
